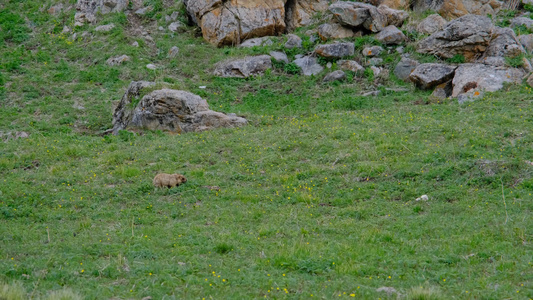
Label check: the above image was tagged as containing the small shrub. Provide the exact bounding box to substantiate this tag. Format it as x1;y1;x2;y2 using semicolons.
505;54;524;68
447;54;465;64
284;62;300;75
214;243;233;254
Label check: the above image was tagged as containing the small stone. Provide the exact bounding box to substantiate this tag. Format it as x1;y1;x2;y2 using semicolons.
293;56;324;76
369;58;383;66
135;6;153;16
170;12;179;21
146;64;157;70
363;46;383;57
15;132;29;139
169;22;182;32
415;195;429;201
158;26;164;31
337;60;364;72
132;41;139;47
95;24;115;32
62;26;71;34
376;287;398;296
326;62;332;69
375;25;406;45
106;55;131;66
168;46;179;58
371;66;381;77
239;37;274;48
323;70;346;82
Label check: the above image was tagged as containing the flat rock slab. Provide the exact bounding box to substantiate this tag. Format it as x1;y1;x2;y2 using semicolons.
315;42;355;59
452;63;525;98
214;55;272;78
417;14;494;61
112;84;247;134
409;63;457;90
293;56;324;76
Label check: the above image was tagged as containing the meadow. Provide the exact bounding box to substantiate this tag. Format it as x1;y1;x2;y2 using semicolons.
0;0;532;299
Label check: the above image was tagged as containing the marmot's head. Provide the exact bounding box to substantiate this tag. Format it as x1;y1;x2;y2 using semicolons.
174;174;187;184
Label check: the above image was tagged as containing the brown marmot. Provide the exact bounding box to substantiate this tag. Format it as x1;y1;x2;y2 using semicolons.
153;173;187;188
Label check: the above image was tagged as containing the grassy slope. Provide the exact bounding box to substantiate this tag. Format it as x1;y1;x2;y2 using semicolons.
0;0;532;299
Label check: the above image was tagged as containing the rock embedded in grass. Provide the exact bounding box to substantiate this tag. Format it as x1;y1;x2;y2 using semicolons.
362;46;383;57
106;55;130;66
270;51;289;64
285;34;303;49
315;42;355;59
409;63;457;90
293;56;324;76
323;70;346;82
112;83;247;134
337;60;364;72
214;55;272;78
94;23;115;32
394;56;419;82
167;46;179;58
451;63;525;98
238;37;274;48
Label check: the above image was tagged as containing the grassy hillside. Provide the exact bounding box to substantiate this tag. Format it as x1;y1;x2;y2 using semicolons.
0;0;532;299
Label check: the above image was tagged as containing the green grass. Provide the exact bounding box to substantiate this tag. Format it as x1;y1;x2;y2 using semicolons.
1;0;532;299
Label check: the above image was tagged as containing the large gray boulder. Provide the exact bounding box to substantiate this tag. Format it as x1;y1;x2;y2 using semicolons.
214;55;272;78
417;14;494;61
452;64;525;98
329;1;387;32
315;42;355;59
417;14;447;34
409;63;457;89
293;56;324;76
375;25;406;44
112;85;247;134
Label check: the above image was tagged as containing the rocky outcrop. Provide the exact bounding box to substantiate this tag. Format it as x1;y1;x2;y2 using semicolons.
409;63;457;89
483;27;525;58
417;14;494;61
112;83;247;134
417;14;447;34
315;42;355;59
185;0;286;47
451;64;525;98
214;55;272;78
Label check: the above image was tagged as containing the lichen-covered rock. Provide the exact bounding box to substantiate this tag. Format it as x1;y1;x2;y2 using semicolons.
315;42;355;59
451;63;525;98
286;0;331;30
112;85;247;134
362;46;384;57
377;5;408;27
337;60;364;72
214;55;272;78
293;56;324;76
417;14;447;34
409;63;457;89
417;14;494;61
375;25;406;44
317;23;356;41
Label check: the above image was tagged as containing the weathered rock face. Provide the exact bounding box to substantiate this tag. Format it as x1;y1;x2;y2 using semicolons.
483;27;525;58
417;14;494;61
293;56;324;75
411;0;502;19
112;84;247;134
185;0;286;47
417;14;447;35
451;64;525;98
409;63;457;89
315;42;355;58
377;5;408;27
214;55;272;78
375;25;406;44
329;1;388;32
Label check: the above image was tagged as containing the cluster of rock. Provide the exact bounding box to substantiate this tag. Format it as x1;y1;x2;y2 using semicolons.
112;82;247;135
183;0;505;47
